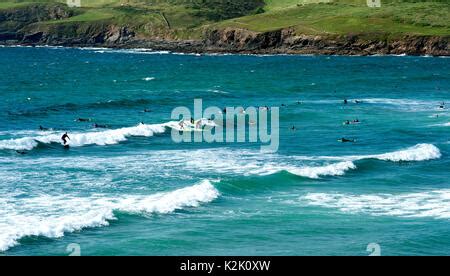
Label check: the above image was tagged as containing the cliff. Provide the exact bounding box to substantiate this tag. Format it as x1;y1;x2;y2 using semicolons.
0;2;448;56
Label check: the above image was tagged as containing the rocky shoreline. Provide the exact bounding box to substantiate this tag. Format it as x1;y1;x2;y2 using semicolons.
0;4;448;56
1;26;449;56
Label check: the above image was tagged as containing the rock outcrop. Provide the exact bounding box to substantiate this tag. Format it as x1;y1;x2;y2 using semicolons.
203;28;449;56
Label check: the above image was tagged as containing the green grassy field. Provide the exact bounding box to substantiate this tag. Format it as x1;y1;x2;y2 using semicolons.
0;0;449;38
218;1;450;36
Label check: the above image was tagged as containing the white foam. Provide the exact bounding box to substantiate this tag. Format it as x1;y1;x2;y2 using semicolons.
359;98;434;106
0;180;219;252
181;150;356;179
372;143;441;162
0;137;38;151
90;48;171;55
301;189;450;219
293;144;441;163
286;161;356;179
0;123;170;151
143;77;155;81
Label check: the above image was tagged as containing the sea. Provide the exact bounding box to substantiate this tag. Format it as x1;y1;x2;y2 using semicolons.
0;46;449;255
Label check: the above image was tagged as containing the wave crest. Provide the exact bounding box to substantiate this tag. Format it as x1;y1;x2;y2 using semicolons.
0;123;169;151
301;189;450;219
373;143;441;162
286;161;356;179
0;180;219;252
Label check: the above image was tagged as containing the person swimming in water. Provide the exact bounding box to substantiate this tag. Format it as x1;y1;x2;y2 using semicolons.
93;123;107;128
196;120;202;129
76;118;91;122
339;137;355;143
353;119;360;123
39;125;48;131
344;120;350;125
291;126;296;130
344;99;348;104
178;120;185;130
61;132;70;145
143;109;151;113
355;100;363;104
16;150;27;155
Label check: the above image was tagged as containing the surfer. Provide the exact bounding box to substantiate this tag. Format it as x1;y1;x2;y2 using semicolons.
61;132;70;146
76;118;91;122
355;100;363;104
93;123;107;128
291;126;296;131
39;125;48;131
190;117;195;124
344;99;348;104
144;109;151;113
16;150;27;155
178;120;185;130
439;102;445;109
338;138;355;143
344;120;350;125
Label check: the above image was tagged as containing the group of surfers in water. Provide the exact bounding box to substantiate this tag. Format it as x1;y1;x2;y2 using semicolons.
16;101;447;154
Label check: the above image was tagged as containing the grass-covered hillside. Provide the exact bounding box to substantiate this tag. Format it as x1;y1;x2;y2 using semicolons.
0;0;449;40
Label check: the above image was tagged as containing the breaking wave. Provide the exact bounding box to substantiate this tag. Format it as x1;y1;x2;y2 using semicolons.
0;180;219;252
301;189;450;219
0;123;170;151
293;144;441;163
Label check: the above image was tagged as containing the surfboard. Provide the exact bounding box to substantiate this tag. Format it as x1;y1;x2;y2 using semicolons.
166;119;216;132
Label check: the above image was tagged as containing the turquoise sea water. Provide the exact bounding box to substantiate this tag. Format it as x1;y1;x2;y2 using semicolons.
0;46;449;255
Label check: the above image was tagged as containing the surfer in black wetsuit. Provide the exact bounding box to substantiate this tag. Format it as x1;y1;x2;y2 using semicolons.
39;125;48;131
76;118;91;122
344;99;348;104
61;132;70;145
93;123;107;128
190;117;195;124
16;150;27;155
339;138;355;143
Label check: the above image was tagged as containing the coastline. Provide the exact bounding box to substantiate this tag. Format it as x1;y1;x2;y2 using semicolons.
1;28;449;56
1;43;449;58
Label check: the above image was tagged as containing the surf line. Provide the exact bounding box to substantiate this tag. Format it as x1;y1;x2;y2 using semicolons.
170;99;279;152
